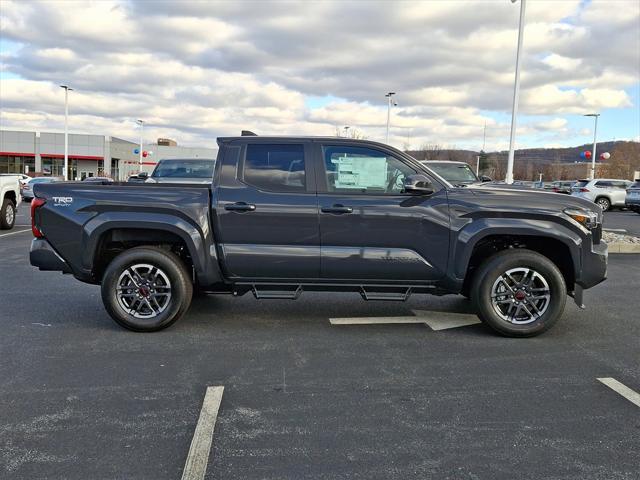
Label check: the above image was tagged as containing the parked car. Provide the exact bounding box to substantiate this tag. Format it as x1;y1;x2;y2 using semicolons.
419;160;491;186
0;174;21;229
570;178;631;211
146;158;216;184
0;173;31;187
29;135;607;337
127;174;148;183
81;176;114;183
550;181;575;194
626;180;640;214
22;177;60;202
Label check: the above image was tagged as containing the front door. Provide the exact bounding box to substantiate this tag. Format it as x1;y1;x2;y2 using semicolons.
315;142;450;282
215;141;320;280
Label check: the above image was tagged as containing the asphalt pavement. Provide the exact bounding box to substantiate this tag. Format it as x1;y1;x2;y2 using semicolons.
603;209;640;237
1;204;639;479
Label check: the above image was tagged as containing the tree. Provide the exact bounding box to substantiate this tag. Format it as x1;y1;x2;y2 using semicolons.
335;127;368;139
420;143;444;160
601;141;640;179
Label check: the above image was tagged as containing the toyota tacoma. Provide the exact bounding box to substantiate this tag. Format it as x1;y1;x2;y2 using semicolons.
29;135;607;336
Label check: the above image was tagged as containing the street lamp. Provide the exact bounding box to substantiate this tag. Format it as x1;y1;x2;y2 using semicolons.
385;92;396;144
60;85;73;180
584;113;600;180
136;119;144;170
505;0;526;184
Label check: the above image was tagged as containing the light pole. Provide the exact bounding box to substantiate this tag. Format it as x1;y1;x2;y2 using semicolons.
136;119;144;172
584;113;600;180
385;92;396;144
343;126;350;138
505;0;526;184
60;85;73;180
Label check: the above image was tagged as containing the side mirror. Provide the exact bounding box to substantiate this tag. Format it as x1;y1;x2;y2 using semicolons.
137;172;148;179
480;175;492;182
403;174;434;195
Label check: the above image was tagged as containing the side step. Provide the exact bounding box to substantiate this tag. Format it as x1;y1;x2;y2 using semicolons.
360;287;412;301
251;284;303;300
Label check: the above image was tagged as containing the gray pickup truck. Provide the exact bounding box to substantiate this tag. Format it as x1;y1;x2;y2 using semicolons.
29;135;607;336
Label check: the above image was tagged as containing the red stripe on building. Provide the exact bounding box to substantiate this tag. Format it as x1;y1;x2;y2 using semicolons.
0;151;36;157
40;154;104;161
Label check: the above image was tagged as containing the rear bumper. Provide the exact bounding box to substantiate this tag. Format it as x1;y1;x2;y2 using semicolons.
576;240;608;290
625;197;640;208
30;238;72;273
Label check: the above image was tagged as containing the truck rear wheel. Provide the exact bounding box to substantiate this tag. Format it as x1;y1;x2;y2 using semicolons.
101;247;193;332
470;249;566;337
1;199;16;230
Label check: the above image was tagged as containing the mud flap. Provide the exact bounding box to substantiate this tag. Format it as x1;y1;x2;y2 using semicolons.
569;285;585;309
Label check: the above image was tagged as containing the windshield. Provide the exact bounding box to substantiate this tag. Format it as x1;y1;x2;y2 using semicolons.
424;162;478;183
151;159;215;178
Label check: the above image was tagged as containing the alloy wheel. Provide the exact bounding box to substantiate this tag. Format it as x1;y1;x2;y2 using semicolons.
490;267;551;325
116;263;172;318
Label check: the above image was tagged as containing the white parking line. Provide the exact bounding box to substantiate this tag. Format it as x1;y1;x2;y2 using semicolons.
603;228;627;233
330;311;481;331
330;316;426;325
412;310;482;330
181;386;225;480
597;378;640;408
0;228;31;238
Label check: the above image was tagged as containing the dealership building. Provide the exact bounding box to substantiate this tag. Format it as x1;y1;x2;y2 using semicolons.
0;129;217;180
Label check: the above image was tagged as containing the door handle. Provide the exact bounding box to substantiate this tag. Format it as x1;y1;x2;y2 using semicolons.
321;204;353;214
224;202;256;212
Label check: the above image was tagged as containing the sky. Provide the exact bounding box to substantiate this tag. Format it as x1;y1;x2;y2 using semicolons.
0;0;639;152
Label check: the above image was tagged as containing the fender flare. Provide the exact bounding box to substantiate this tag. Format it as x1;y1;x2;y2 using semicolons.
81;211;222;285
451;217;583;280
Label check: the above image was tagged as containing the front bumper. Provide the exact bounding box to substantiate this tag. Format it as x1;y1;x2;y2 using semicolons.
577;239;608;290
30;238;72;273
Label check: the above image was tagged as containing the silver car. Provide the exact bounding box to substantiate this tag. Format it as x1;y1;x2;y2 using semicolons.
570;178;631;211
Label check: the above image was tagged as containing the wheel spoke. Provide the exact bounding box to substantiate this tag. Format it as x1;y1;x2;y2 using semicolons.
491;266;551;325
116;263;173;319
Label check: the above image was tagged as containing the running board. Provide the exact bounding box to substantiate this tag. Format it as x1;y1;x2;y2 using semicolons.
251;285;303;300
360;287;412;302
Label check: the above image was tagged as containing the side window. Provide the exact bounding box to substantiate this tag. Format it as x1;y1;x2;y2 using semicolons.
243;144;306;192
322;145;416;194
595;181;611;188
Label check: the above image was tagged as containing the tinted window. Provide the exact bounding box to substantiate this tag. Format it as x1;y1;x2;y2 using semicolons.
595;181;611;188
630;181;640;189
323;145;415;194
424;162;477;183
574;180;589;188
243;144;306;192
151;159;215;179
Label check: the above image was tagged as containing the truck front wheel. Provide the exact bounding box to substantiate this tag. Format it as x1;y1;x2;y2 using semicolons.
101;247;193;332
470;249;566;337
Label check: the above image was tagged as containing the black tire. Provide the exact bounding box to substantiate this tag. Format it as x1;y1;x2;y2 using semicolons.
1;199;16;230
101;247;193;332
595;197;610;211
470;249;566;337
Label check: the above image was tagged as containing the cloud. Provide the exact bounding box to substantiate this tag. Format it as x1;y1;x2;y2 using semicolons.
0;0;638;150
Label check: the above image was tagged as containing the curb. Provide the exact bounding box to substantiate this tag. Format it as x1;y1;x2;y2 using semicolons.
607;242;640;254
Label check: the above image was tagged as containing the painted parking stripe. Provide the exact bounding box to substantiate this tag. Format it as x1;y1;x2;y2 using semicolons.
181;386;225;480
330;316;427;325
0;228;31;238
330;311;481;330
412;310;481;330
597;378;640;408
603;228;627;233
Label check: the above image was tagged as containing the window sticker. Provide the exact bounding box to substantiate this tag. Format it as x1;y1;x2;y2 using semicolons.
332;156;387;189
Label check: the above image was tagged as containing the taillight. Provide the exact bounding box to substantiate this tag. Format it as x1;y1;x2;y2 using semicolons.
31;198;46;238
580;188;590;192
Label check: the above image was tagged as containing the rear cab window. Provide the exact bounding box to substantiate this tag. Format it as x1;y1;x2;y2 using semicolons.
241;143;307;193
151;159;215;179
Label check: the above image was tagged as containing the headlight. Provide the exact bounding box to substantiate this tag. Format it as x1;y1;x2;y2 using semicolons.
564;208;599;229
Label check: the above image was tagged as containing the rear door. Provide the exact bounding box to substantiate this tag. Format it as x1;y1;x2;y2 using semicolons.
314;142;450;282
214;140;320;279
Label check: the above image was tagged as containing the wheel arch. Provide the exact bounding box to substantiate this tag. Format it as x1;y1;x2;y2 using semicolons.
453;220;582;295
82;212;222;285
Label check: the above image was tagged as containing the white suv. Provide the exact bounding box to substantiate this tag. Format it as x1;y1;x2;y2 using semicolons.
571;178;631;211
